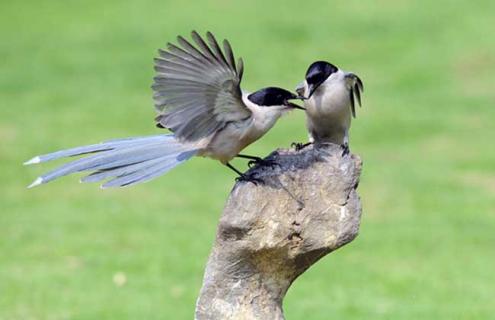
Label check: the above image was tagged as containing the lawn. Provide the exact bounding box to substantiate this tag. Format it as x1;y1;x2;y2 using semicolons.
1;0;494;319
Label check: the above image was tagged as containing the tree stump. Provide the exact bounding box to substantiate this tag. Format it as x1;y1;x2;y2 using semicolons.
195;144;363;320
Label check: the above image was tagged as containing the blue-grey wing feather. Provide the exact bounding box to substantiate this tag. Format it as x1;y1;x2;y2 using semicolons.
152;31;250;142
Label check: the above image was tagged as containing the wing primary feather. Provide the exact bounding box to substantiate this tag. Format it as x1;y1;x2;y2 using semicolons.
154;67;210;82
222;39;237;72
152;83;220;96
354;83;362;107
177;35;212;63
158;49;210;71
205;31;229;66
154;57;205;75
158;100;215;119
154;65;204;80
153;76;217;86
237;58;244;81
349;88;356;118
356;75;364;92
155;56;206;73
153;73;214;84
166;43;206;65
191;31;220;64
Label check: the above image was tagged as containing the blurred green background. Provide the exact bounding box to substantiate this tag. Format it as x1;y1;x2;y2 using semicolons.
1;0;494;319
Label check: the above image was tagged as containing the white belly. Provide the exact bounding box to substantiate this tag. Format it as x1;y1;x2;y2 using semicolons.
304;81;351;145
197;93;286;163
199;121;250;163
199;116;273;163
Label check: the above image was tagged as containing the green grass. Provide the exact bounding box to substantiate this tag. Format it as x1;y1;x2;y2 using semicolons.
1;0;494;319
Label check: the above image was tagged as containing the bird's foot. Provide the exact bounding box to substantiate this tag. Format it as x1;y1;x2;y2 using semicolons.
247;158;278;169
291;142;312;151
341;143;350;156
235;173;264;185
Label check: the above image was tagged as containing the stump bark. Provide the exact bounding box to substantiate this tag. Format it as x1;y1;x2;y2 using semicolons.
195;144;363;320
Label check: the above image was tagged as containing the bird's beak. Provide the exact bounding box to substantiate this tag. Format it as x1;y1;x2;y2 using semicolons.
307;83;317;99
285;101;305;110
295;81;306;98
285;95;305;110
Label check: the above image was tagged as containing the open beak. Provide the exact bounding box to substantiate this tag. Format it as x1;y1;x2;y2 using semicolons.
283;90;306;110
286;101;305;110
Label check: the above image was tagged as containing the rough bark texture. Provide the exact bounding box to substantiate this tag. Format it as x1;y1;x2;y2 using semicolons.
195;144;363;320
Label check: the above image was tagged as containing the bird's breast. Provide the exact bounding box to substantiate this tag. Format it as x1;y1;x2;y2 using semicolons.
201;107;283;163
303;81;352;144
306;82;350;118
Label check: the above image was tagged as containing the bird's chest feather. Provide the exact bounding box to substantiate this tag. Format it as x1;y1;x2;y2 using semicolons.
202;111;281;163
240;109;280;145
306;82;350;119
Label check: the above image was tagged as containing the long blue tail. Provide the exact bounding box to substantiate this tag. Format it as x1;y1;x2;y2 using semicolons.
24;134;199;188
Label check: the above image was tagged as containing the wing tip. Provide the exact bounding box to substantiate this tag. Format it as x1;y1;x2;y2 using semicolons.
24;156;40;165
27;177;43;189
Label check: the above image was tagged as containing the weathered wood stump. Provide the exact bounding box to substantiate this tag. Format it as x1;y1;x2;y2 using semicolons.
195;144;363;320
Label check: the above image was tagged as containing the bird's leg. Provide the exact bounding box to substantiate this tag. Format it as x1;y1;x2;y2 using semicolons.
236;154;277;168
225;162;245;176
341;130;350;156
291;142;312;151
236;154;262;161
225;162;263;185
341;143;350;156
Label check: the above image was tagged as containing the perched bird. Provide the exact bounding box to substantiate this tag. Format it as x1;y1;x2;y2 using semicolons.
295;61;363;154
24;31;302;188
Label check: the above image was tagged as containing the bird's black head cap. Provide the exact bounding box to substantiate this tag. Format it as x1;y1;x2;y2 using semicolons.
248;87;302;109
305;61;338;98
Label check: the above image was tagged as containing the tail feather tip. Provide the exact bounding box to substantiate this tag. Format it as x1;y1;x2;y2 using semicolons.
27;177;43;189
24;156;40;165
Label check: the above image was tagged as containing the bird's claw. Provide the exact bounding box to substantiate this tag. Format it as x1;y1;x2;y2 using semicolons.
341;143;350;156
291;142;312;151
235;173;264;185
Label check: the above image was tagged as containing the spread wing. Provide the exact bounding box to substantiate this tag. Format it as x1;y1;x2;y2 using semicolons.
152;31;251;142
